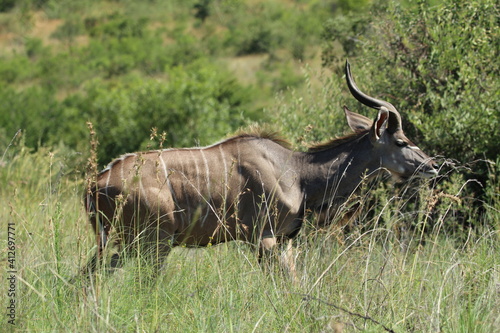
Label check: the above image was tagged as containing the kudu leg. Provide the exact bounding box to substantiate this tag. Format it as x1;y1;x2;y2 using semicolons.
76;229;109;279
258;236;277;269
280;239;298;285
76;238;120;281
147;242;173;277
259;237;299;285
79;251;99;277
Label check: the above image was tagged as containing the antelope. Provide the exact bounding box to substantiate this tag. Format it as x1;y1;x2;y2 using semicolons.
82;61;438;279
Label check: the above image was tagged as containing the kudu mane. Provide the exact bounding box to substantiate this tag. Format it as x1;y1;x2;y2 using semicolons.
232;125;368;153
307;131;368;152
231;126;292;149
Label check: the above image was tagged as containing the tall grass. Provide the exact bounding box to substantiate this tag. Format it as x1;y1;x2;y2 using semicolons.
1;134;498;332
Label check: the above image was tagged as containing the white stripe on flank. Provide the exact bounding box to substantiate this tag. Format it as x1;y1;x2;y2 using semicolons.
104;166;112;205
200;149;211;225
120;156;124;182
178;151;190;223
236;140;244;200
158;153;170;186
219;145;228;192
219;145;229;223
159;153;178;208
139;177;150;207
200;149;211;193
190;150;201;193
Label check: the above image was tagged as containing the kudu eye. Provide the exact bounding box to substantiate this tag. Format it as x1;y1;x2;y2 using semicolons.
395;140;408;147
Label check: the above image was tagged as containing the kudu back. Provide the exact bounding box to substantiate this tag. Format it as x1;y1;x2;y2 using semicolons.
82;61;437;277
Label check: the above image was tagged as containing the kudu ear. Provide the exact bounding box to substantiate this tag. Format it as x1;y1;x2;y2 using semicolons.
344;106;372;133
370;107;390;142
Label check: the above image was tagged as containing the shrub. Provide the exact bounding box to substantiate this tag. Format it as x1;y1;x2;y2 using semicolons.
86;12;149;40
0;56;34;84
0;0;15;12
0;84;63;148
51;18;84;42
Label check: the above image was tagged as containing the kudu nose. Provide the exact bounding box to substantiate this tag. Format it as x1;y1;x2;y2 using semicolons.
424;162;439;177
419;160;439;178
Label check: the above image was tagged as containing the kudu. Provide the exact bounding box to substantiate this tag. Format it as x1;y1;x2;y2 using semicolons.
82;61;438;279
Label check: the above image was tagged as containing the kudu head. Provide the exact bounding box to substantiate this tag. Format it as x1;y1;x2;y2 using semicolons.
343;61;438;180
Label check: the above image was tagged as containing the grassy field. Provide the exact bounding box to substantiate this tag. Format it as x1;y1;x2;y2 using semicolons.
1;137;498;332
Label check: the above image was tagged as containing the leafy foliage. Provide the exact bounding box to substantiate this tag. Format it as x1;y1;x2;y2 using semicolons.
0;0;15;12
0;84;62;148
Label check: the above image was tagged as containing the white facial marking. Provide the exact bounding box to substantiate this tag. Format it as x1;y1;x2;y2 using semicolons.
407;145;420;150
390;152;398;165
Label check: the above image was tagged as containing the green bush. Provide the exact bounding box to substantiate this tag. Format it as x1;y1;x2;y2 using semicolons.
219;1;325;58
0;84;63;148
86;12;149;39
0;0;15;12
270;71;348;147
338;0;372;12
0;56;35;84
0;57;256;166
51;18;84;42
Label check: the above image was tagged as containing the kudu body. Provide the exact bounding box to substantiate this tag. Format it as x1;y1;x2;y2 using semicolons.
83;61;437;277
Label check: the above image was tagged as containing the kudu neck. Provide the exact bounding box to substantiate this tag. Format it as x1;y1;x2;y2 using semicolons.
299;132;381;208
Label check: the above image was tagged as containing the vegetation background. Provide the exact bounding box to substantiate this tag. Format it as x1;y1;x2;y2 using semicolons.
0;0;498;331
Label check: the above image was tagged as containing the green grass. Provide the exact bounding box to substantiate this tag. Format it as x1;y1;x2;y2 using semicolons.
1;141;498;332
